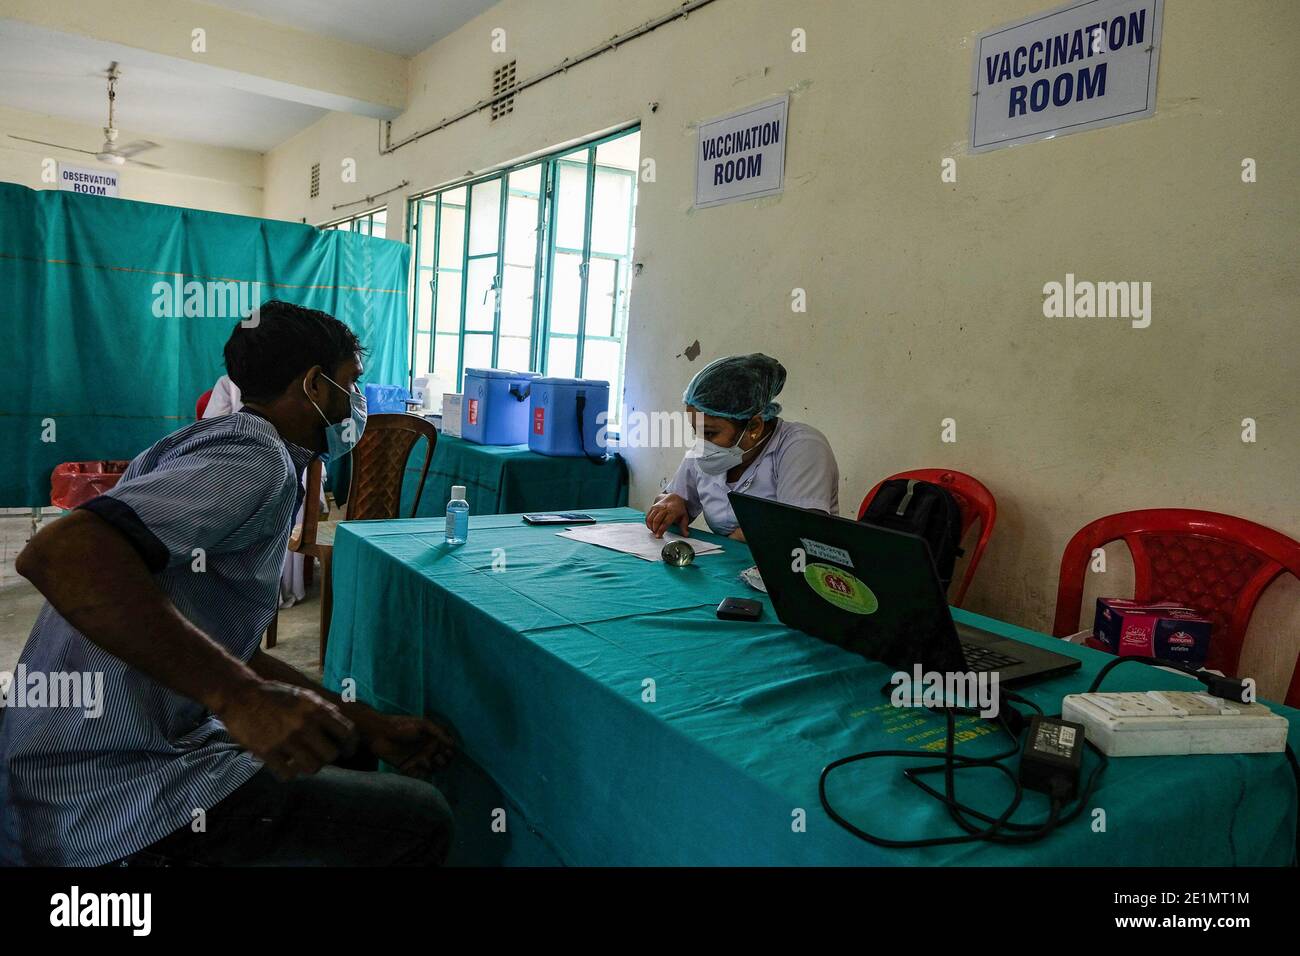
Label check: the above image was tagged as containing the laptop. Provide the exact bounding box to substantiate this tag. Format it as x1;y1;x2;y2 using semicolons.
729;493;1080;687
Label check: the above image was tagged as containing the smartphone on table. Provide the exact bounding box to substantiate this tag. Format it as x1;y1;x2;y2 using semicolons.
522;513;597;525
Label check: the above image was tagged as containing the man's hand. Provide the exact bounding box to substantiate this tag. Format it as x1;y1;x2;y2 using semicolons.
217;680;359;780
246;650;454;777
352;710;457;777
646;493;690;538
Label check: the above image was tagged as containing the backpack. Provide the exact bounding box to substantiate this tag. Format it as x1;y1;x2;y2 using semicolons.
860;478;965;591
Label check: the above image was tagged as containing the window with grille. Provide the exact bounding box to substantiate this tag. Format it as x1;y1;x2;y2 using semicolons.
310;162;320;199
408;127;640;426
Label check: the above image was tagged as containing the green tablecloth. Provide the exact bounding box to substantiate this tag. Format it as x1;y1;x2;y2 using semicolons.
398;434;628;517
323;508;1299;866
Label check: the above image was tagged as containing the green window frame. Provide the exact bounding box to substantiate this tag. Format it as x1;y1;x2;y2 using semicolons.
320;206;388;239
408;126;639;424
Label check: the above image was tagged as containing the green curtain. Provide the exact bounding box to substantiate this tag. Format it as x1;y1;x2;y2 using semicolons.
1;183;410;506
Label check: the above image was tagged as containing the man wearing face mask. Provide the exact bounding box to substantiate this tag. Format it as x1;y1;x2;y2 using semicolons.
1;300;454;866
646;353;840;542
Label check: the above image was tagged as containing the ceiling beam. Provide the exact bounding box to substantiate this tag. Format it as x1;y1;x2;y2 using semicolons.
0;103;264;185
1;0;408;119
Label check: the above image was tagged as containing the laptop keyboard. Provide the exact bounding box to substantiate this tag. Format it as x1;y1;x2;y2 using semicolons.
959;641;1022;673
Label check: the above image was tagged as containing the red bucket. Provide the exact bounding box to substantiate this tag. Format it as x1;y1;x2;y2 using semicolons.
50;461;131;510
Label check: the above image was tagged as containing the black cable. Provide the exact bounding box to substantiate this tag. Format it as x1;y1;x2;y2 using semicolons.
822;657;1292;859
819;692;1107;848
1086;653;1199;692
575;394;606;464
1084;652;1257;702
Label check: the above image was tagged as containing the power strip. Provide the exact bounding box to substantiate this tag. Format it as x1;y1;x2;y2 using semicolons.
1061;691;1290;757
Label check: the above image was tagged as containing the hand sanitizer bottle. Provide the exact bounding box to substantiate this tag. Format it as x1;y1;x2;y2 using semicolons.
445;485;469;545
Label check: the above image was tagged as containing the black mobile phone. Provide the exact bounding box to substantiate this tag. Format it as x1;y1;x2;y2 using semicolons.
716;597;763;621
522;513;597;525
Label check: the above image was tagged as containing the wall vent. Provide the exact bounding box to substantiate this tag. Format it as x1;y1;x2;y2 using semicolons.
310;162;320;199
491;60;517;121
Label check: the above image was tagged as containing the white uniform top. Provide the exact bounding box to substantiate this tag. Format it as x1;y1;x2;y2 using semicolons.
666;419;840;536
202;374;243;419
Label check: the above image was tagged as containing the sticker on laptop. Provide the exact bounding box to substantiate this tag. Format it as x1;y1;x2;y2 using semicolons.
804;563;877;615
799;538;853;568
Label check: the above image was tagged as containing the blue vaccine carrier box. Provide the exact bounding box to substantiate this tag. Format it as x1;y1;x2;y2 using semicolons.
461;368;539;445
528;377;610;457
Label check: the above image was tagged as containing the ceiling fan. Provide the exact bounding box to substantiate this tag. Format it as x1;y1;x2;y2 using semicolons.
7;62;163;169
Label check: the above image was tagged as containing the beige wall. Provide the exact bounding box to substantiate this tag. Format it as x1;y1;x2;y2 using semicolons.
0;104;263;215
262;0;1300;698
3;0;407;117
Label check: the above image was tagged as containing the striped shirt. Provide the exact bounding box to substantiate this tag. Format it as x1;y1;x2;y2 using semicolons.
0;409;316;866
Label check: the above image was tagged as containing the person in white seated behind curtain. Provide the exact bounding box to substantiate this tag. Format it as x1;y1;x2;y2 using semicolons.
203;373;319;609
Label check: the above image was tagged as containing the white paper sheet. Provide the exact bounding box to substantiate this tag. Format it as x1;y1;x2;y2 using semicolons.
556;522;724;562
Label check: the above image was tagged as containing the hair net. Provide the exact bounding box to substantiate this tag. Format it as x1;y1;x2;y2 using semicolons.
682;353;787;421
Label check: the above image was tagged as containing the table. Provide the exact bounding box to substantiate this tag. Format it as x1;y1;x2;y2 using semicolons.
397;435;628;518
322;509;1299;866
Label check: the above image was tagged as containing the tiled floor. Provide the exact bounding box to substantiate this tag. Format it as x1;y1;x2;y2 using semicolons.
1;512;325;681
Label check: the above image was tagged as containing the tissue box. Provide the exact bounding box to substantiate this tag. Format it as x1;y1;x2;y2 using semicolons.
441;394;463;437
1092;598;1212;666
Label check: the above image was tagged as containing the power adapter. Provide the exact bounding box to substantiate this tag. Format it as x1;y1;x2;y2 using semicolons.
1019;715;1085;801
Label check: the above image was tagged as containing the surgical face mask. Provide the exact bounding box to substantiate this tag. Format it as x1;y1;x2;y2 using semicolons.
692;437;745;476
691;424;771;476
305;372;367;461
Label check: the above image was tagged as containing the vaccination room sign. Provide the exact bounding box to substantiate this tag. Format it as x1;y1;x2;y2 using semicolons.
970;0;1163;152
695;95;789;208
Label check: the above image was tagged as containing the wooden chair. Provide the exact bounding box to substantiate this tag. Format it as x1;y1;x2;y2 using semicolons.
283;414;439;663
1051;508;1300;705
857;469;998;608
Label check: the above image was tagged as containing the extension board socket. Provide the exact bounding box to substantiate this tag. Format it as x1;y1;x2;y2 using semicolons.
1061;691;1290;757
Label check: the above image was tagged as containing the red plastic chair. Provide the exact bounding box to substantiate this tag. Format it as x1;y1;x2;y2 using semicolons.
195;388;213;419
857;469;997;607
1051;509;1300;704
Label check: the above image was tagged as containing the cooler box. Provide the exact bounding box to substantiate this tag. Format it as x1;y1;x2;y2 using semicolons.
528;377;610;457
364;383;411;414
461;368;539;445
51;460;131;510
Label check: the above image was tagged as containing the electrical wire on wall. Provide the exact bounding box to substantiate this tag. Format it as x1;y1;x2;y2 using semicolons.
376;0;723;155
331;180;410;213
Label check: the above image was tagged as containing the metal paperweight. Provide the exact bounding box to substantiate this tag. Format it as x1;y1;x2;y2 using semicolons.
661;540;695;567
